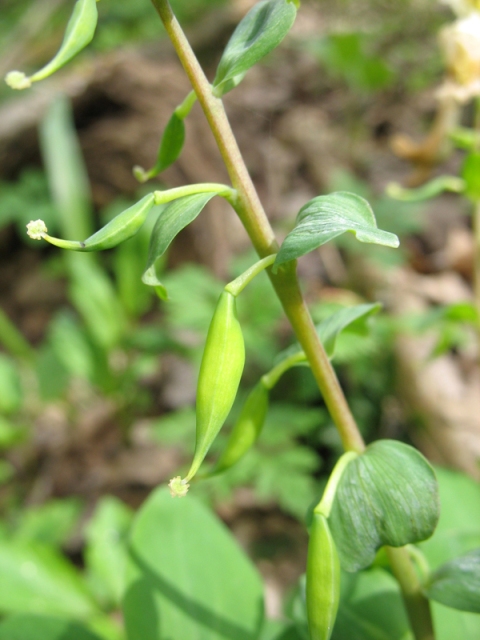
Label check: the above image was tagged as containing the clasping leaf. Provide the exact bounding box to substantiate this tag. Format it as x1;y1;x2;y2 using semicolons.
274;192;399;269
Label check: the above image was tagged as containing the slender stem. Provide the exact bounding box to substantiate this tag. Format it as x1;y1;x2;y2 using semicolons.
315;451;358;517
149;2;435;636
154;183;236;206
225;254;276;297
150;0;364;453
261;351;308;390
386;547;435;640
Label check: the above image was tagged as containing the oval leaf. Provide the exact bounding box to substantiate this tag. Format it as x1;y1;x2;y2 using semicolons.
274;192;399;268
0;614;103;640
213;0;297;95
329;440;440;572
142;192;216;299
425;549;480;613
124;487;264;640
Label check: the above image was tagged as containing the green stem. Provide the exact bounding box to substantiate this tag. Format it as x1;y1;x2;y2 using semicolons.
386;547;435;640
314;451;358;517
154;182;237;206
175;89;197;119
225;254;276;297
261;351;307;390
149;2;435;637
150;0;364;454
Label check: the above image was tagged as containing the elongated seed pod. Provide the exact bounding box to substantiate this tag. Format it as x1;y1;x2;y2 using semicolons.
27;193;155;251
306;514;341;640
5;0;98;90
185;290;245;481
213;381;269;475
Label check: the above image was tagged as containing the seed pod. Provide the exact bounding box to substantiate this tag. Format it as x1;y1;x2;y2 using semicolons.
28;193;155;251
306;513;341;640
213;381;269;475
185;290;245;482
5;0;98;90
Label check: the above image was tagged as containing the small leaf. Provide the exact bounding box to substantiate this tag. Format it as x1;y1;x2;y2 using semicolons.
213;0;297;95
329;440;439;572
274;192;399;268
124;487;264;640
142;193;216;298
0;614;103;640
134;113;186;182
425;549;480;613
386;176;465;202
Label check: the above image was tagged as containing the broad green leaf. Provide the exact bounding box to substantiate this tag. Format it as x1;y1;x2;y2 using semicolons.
0;416;26;451
425;549;480;613
332;568;413;640
213;0;297;95
462;152;480;201
85;497;133;607
142;193;216;299
420;468;480;640
124;487;264;640
274;192;399;268
0;614;103;640
0;540;97;618
275;302;381;364
329;440;439;572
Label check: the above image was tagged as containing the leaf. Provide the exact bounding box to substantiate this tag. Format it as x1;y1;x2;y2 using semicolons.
274;192;399;269
15;498;83;547
0;614;103;640
425;549;480;613
213;0;297;95
142;193;216;299
329;440;439;572
420;468;480;640
124;487;264;640
275;303;381;364
154;113;186;174
0;353;22;415
0;540;97;618
85;497;133;607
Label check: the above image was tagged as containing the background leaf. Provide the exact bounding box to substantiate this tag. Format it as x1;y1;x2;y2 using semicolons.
213;0;297;94
329;440;439;571
0;614;103;640
425;548;480;613
124;487;264;640
274;192;399;268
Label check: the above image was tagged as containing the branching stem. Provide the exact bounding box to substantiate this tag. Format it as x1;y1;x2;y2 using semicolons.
149;1;435;637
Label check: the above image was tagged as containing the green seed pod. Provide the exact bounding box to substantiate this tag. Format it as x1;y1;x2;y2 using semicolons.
5;0;98;90
27;193;155;251
185;290;245;482
306;513;341;640
213;381;269;475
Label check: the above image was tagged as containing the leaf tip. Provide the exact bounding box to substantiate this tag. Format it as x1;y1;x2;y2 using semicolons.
168;476;190;498
133;165;148;183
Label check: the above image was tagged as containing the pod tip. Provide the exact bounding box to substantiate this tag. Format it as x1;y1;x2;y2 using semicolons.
168;476;190;498
26;219;48;240
5;71;31;90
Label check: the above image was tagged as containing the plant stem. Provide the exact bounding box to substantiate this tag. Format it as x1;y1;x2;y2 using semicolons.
150;0;364;453
386;547;435;640
149;2;435;636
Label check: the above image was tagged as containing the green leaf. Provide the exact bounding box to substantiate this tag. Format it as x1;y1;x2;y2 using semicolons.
329;440;439;572
0;614;103;640
0;540;97;618
332;568;413;640
15;498;83;547
85;497;133;607
124;487;264;640
213;0;297;95
275;302;381;364
0;354;22;415
142;193;216;299
274;192;399;269
420;468;480;640
462;152;480;201
154;113;186;174
425;549;480;613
